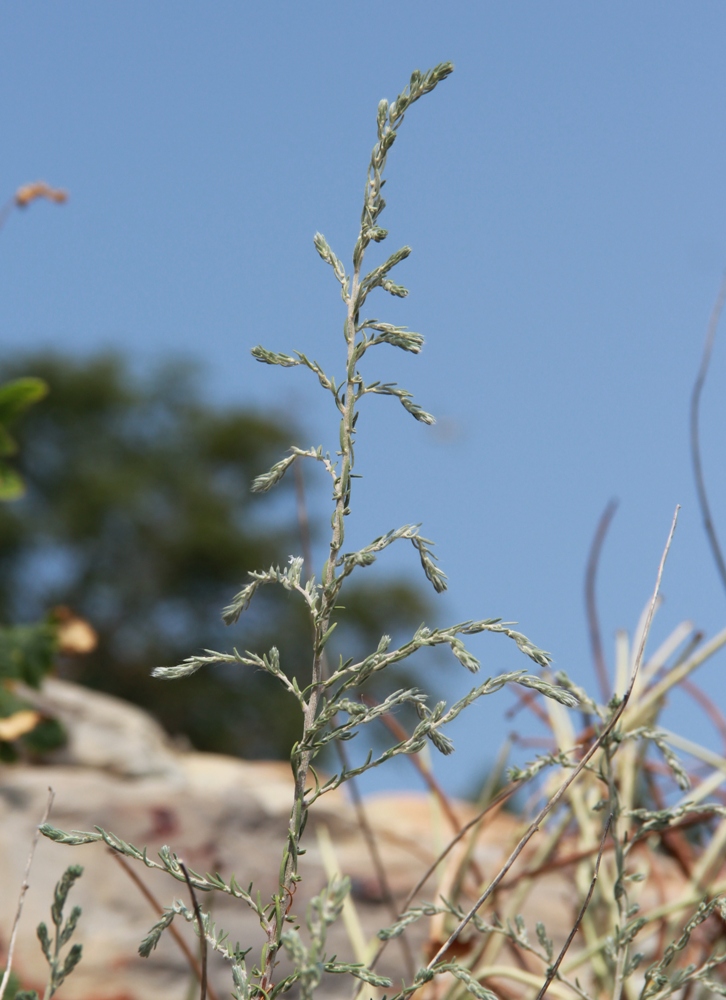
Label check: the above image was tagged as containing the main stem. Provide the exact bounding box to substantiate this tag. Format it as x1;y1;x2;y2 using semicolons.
259;253;362;997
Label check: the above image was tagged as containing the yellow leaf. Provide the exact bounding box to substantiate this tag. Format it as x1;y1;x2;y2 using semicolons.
0;709;41;741
55;606;97;655
15;181;68;208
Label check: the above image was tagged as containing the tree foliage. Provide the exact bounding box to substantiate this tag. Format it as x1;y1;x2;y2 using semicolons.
0;351;431;759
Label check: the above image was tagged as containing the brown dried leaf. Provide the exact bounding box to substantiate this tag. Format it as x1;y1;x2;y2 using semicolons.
55;606;97;655
0;709;41;741
15;181;68;208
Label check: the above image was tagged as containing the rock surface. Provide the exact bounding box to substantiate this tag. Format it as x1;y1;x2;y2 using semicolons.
0;680;696;999
0;681;514;997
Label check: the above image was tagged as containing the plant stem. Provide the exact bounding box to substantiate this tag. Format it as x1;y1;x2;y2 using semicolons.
110;851;218;1000
261;216;364;999
0;788;55;1000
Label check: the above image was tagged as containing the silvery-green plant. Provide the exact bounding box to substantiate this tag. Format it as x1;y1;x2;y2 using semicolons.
39;63;577;999
12;865;83;1000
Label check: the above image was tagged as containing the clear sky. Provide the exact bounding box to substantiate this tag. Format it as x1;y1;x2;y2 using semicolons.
2;3;726;797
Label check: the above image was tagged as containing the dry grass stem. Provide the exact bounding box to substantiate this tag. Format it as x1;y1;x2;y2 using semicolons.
690;269;726;594
109;851;218;1000
0;788;55;1000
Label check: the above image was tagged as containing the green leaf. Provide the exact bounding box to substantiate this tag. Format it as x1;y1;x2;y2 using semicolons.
59;905;82;946
56;942;83;987
0;463;26;500
250;346;301;367
313;233;346;286
0;424;18;457
0;621;58;686
324;962;392;987
22;716;67;755
39;824;101;846
251;453;297;493
37;922;52;962
317;621;337;650
139;910;175;957
0;377;48;424
52;866;84;928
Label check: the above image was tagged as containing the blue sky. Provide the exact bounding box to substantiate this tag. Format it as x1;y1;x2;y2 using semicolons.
2;3;726;796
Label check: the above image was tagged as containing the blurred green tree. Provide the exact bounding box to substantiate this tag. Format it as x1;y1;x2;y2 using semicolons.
0;352;431;759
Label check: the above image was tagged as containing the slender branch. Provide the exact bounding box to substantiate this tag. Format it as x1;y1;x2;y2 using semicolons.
181;861;208;1000
536;815;612;1000
360;779;523;989
506;687;551;726
341;741;417;981
690;271;726;595
585;499;618;703
681;677;726;754
499;837;615;890
109;851;218;1000
0;787;55;1000
425;506;679;969
366;697;485;886
0;196;14;233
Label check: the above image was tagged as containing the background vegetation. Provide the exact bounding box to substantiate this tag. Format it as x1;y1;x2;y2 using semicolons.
0;351;432;760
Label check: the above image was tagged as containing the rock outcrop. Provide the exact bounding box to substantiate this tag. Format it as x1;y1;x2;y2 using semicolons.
1;680;509;998
1;680;695;999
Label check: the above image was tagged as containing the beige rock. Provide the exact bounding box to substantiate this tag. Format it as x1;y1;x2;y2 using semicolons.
1;680;441;997
1;680;710;1000
16;677;182;778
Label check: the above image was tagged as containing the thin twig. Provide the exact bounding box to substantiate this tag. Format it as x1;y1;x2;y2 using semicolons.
339;739;417;980
108;851;218;1000
505;687;551;725
0;787;55;1000
425;506;679;970
181;861;208;1000
682;677;726;754
535;814;612;1000
360;779;523;989
499;837;615;890
409;783;521;909
509;735;557;750
585;499;618;703
363;696;486;887
0;196;15;233
690;271;726;595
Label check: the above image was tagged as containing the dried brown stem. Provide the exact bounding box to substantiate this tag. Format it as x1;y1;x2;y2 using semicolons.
181;861;207;1000
0;787;55;1000
690;271;726;595
500;837;615;889
505;687;551;726
109;851;218;1000
339;739;417;979
0;196;14;233
425;506;679;971
585;499;618;703
682;677;726;753
364;696;486;886
360;779;522;991
535;814;611;1000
